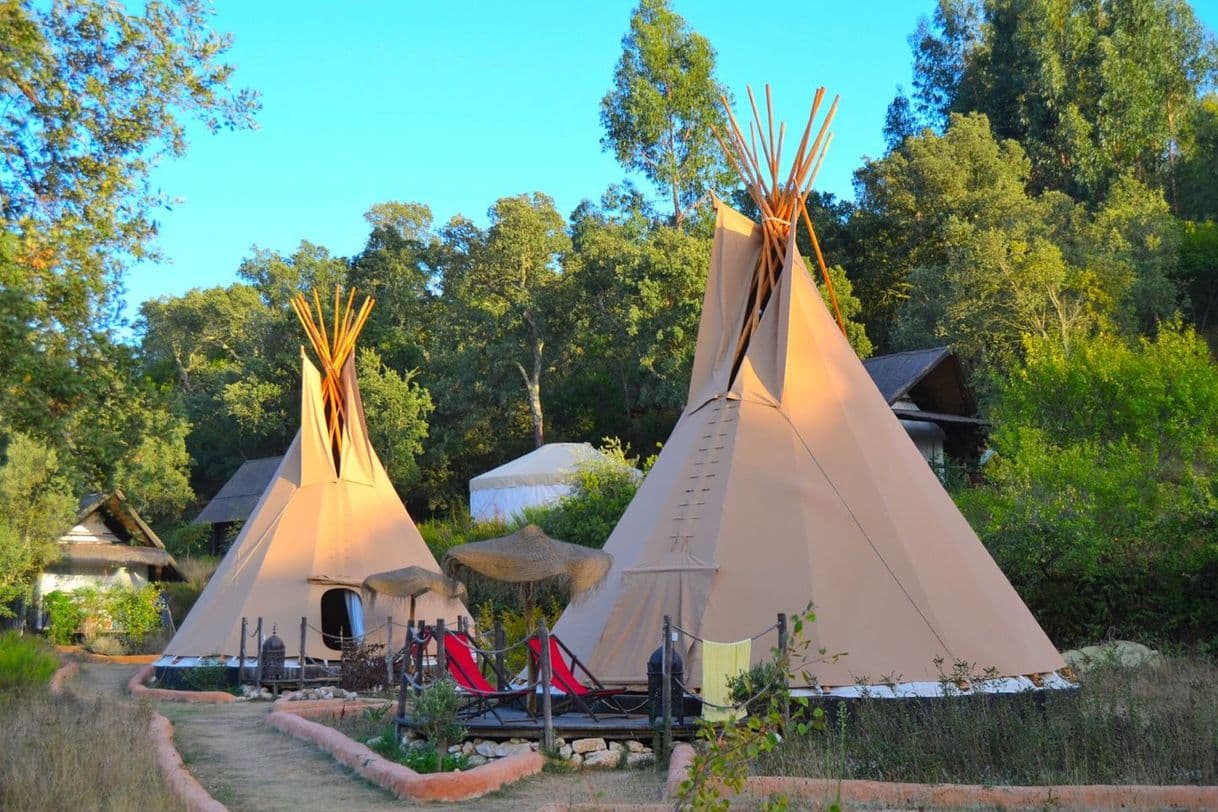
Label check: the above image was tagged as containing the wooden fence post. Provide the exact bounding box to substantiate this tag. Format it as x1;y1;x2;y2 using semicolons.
662;614;673;760
539;618;555;752
777;612;789;731
238;617;247;686
494;619;506;691
413;621;425;695
385;615;394;693
255;617;264;685
299;616;307;690
435;618;447;678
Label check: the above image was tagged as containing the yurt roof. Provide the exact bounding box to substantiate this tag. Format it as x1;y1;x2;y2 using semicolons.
470;443;623;491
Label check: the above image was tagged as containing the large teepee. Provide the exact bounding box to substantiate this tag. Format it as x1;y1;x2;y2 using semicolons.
552;89;1064;690
164;290;467;661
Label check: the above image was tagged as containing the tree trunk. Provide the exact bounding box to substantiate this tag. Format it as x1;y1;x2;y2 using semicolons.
516;326;545;448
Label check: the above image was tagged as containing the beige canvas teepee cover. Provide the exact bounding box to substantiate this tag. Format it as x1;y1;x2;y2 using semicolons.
166;345;466;660
552;93;1063;689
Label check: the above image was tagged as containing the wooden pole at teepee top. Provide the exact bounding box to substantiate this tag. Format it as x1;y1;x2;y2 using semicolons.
714;85;847;379
291;285;376;468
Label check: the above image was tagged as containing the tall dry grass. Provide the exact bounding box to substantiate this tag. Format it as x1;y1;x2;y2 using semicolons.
755;655;1218;786
0;691;185;811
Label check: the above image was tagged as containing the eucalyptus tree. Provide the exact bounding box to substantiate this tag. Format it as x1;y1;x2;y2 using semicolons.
600;0;732;227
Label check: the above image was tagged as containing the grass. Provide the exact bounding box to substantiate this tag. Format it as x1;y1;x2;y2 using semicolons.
0;691;185;811
753;655;1218;786
0;631;59;691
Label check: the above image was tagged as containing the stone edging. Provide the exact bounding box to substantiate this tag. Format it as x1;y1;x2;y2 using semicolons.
149;713;227;812
47;660;227;811
49;660;78;694
128;663;237;703
659;742;1218;811
266;696;545;802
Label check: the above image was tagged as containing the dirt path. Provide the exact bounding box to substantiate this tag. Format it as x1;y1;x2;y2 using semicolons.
70;663;666;811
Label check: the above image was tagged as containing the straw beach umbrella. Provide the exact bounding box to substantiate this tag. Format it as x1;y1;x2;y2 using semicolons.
441;524;612;621
361;565;468;625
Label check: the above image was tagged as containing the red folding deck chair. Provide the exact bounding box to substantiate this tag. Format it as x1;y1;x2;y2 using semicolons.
526;635;626;720
440;632;533;723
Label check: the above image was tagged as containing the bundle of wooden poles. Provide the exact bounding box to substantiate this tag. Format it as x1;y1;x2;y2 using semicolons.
713;85;847;377
290;286;375;463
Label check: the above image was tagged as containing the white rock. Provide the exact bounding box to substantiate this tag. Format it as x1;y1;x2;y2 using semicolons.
466;755;489;767
626;752;656;769
608;741;625;753
474;741;497;758
494;742;533;758
625;739;646;753
1062;641;1161;673
583;749;622;770
558;744;573;759
571;737;606;754
568;753;583;767
554;737;566;748
461;741;475;756
448;744;462;754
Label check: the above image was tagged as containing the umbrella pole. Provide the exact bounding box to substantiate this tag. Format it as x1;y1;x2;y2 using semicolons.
525;582;538;713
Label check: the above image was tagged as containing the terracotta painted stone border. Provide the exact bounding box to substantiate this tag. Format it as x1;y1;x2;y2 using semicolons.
267;696;544;802
128;663;237;703
149;712;227;812
659;742;1218;811
49;660;78;695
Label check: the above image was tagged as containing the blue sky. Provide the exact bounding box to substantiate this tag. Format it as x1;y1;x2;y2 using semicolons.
125;0;1218;320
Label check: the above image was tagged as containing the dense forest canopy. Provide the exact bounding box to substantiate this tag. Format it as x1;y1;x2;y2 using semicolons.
3;0;1218;644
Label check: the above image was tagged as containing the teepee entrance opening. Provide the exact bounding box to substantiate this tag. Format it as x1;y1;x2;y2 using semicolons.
320;588;364;651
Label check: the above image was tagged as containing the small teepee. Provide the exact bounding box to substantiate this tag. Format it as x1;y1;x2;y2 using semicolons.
552;88;1064;691
163;289;467;662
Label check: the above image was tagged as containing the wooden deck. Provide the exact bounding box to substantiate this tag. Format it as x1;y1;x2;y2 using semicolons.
398;695;704;741
459;707;700;741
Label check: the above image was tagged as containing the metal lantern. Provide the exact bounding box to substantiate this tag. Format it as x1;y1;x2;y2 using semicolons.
646;645;684;726
261;630;286;681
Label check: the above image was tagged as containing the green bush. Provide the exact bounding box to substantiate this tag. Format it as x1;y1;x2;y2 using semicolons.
413;677;467;765
162;521;211;559
960;325;1218;648
42;584;165;651
0;631;59;691
528;438;652;548
399;742;469;773
108;583;163;639
43;591;84;645
418;515;510;561
474;598;563;673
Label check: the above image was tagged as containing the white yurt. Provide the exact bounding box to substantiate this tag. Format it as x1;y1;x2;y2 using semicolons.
469;443;640;523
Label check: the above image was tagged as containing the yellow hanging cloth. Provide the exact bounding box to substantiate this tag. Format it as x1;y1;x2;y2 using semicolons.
700;638;752;722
